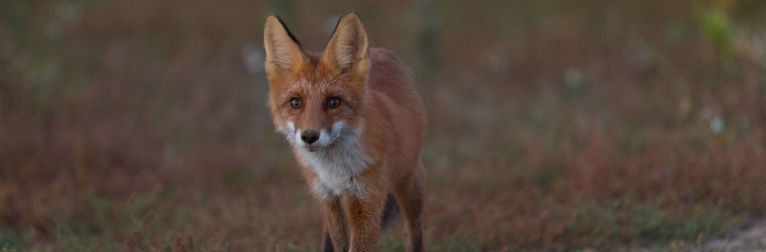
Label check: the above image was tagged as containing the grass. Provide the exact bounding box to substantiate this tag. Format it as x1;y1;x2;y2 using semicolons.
1;0;766;250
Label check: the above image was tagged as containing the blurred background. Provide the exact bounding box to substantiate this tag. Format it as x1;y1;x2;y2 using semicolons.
1;0;766;250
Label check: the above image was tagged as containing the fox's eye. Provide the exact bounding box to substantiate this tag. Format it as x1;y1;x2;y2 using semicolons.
289;98;302;109
327;97;341;109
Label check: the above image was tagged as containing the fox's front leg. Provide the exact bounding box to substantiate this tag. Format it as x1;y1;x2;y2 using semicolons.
320;197;349;252
345;191;386;252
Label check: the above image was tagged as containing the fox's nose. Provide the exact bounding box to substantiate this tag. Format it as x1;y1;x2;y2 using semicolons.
301;130;319;144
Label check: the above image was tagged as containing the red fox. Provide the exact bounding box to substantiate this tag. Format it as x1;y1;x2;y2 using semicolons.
263;10;427;252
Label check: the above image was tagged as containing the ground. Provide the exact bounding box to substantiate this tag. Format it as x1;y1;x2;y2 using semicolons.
1;0;766;251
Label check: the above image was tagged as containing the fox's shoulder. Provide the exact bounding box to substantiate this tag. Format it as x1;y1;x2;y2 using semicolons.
367;48;415;93
369;48;409;74
369;48;403;64
366;47;425;124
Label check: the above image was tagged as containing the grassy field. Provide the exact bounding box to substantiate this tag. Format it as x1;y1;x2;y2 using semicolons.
1;0;766;250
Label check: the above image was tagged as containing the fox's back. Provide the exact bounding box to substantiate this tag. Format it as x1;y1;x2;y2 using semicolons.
368;48;421;105
365;48;427;169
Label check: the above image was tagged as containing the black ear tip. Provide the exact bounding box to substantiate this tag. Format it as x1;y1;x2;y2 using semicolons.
266;12;302;48
266;12;281;20
268;13;286;24
342;9;362;19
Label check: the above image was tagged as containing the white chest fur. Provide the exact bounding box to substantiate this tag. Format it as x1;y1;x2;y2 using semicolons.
295;130;370;200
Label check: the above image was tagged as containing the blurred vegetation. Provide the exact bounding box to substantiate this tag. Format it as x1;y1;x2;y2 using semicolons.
1;0;766;250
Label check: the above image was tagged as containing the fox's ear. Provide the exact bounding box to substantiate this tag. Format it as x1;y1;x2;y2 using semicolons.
322;11;370;76
264;15;304;76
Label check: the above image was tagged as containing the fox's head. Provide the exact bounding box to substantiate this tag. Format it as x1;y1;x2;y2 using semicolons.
263;11;370;152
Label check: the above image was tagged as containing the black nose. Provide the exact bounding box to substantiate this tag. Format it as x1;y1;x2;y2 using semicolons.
301;130;319;144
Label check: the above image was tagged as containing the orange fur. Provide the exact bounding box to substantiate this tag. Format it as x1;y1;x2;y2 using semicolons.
264;11;427;252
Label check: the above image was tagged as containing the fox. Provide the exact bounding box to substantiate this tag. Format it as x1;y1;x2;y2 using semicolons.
262;10;427;252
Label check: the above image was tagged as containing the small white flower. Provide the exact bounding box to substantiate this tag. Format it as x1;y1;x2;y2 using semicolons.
564;68;586;90
710;116;724;134
241;43;264;75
